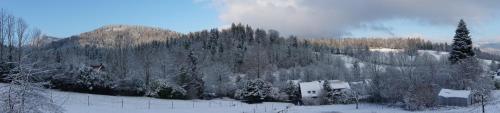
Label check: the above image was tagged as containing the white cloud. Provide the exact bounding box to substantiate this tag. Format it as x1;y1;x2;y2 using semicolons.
210;0;500;38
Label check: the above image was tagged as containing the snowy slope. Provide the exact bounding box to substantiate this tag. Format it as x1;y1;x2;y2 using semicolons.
32;88;500;113
418;50;499;72
2;86;500;113
49;90;292;113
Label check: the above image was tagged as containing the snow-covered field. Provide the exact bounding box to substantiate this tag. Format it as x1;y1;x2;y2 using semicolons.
35;88;500;113
50;90;292;113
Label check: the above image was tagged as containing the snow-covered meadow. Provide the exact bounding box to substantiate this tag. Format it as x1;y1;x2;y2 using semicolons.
48;89;292;113
40;87;500;113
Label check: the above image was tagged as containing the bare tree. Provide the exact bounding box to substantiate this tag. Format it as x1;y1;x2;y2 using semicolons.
29;28;41;48
1;59;63;113
111;33;131;79
0;9;5;61
28;28;42;61
134;44;155;94
16;18;28;62
5;14;15;62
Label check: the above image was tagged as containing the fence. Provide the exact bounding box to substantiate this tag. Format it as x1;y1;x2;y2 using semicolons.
53;92;294;113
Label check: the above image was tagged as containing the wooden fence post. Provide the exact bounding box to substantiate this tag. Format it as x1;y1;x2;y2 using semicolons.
87;95;90;106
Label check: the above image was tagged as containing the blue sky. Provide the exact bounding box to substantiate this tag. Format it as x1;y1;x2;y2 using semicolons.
1;0;499;43
0;0;221;37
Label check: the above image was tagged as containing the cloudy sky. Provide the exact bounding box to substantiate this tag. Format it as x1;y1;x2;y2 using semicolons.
2;0;500;42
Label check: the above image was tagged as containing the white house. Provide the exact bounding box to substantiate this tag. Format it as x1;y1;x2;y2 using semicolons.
299;80;350;99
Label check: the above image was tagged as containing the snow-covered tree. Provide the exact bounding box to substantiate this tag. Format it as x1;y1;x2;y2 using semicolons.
449;19;474;64
236;79;272;103
74;64;111;91
283;81;300;102
147;79;186;99
319;80;334;104
176;47;204;99
1;62;63;113
202;63;233;97
176;66;190;89
450;57;483;90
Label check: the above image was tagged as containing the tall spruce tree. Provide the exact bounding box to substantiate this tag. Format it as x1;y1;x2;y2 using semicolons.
449;19;474;64
186;49;204;99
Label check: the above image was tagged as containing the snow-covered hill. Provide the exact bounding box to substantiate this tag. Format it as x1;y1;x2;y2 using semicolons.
478;42;500;55
331;48;498;73
48;25;182;48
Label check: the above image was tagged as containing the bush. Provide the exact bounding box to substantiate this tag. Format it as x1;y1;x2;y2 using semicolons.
333;90;356;104
75;65;112;91
114;78;146;96
147;79;186;99
495;81;500;89
236;79;272;103
0;62;17;82
157;87;186;99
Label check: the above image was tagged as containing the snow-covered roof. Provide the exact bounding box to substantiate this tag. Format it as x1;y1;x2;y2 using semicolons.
328;80;351;89
299;80;351;98
299;81;323;98
349;79;372;87
438;89;471;98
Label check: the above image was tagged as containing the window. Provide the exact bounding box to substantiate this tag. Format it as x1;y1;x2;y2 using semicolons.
308;91;311;94
312;91;316;94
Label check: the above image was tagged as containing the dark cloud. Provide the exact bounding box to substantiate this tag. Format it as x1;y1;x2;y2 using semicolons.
213;0;500;38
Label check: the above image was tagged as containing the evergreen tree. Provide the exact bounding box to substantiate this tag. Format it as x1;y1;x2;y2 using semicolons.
238;79;272;103
284;81;300;102
186;49;204;99
176;66;190;90
320;80;334;104
449;19;474;64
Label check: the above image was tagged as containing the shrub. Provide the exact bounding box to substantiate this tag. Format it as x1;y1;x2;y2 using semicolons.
236;79;272;103
148;79;186;99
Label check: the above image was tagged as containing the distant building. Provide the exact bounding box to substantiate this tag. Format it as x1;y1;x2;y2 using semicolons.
438;89;472;107
299;80;350;99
